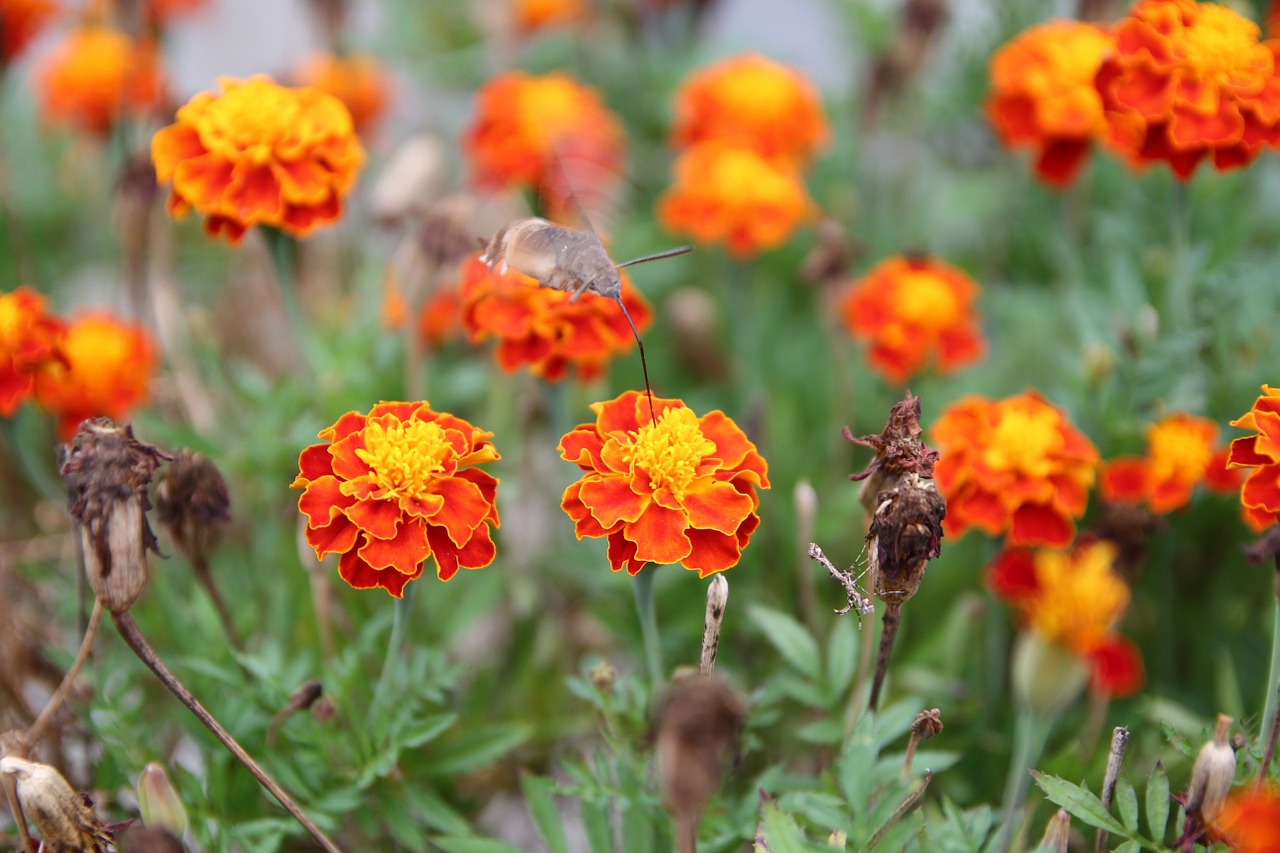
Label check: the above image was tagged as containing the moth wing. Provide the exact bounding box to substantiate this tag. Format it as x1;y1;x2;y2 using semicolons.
499;219;562;283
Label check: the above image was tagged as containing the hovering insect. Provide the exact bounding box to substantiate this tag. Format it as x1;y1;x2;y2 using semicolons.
480;217;691;420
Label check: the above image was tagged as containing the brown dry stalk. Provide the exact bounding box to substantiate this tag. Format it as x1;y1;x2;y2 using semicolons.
869;603;902;712
1;769;37;853
1094;726;1130;853
23;599;104;749
191;552;241;650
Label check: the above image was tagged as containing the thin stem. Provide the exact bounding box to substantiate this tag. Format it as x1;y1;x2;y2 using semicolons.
192;553;242;651
24;600;103;747
1;768;37;853
111;611;343;853
631;569;665;696
868;603;902;712
1260;561;1280;758
262;227;306;365
995;707;1054;853
1094;726;1130;853
1167;179;1193;330
373;585;414;710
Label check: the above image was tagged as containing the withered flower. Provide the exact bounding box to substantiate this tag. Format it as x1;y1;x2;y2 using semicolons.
901;708;943;780
155;449;230;564
0;756;114;853
1175;713;1237;851
60;419;171;612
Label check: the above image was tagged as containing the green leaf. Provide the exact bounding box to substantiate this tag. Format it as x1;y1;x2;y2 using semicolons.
1115;778;1139;834
748;604;822;682
420;723;532;777
403;786;475;836
432;839;526;853
762;801;812;853
521;773;568;853
1030;773;1127;835
580;797;615;853
1145;764;1170;844
395;712;458;750
826;617;858;698
1113;841;1142;853
382;789;429;852
796;718;846;745
620;800;655;853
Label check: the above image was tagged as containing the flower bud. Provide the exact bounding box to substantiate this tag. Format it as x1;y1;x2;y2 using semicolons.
1011;632;1090;716
1186;714;1235;825
1038;808;1070;853
0;756;112;852
589;661;616;694
137;761;188;837
155;449;230;563
700;574;728;675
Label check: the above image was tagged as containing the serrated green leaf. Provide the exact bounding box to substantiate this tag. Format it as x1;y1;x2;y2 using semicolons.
1030;773;1127;835
404;786;475;836
1113;841;1141;853
1145;764;1170;844
748;604;822;682
580;798;614;853
432;838;525;853
395;712;457;750
796;718;846;744
827;617;858;698
762;801;811;853
778;791;851;833
382;789;428;852
521;773;568;853
1115;778;1139;834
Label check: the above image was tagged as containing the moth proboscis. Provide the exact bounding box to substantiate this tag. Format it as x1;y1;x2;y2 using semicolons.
480;217;691;422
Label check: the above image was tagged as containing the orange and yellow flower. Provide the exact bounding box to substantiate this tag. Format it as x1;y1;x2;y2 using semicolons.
457;254;652;382
658;141;814;258
419;287;463;348
1095;0;1280;180
1217;784;1280;853
671;53;829;166
933;391;1098;547
293;53;390;134
1;0;57;64
292;401;501;598
838;255;984;384
1227;384;1280;531
463;72;624;221
31;311;155;439
37;26;166;136
987;20;1114;187
559;391;769;576
1099;413;1220;514
0;288;65;417
151;75;364;243
513;0;589;34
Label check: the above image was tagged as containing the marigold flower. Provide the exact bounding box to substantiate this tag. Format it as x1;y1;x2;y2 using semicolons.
671;53;829;165
37;26;166;136
151;75;364;243
457;254;652;382
838;254;984;384
1099;413;1220;514
292;401;501;598
1087;635;1145;697
1217;784;1280;853
31;311;155;439
1095;0;1280;180
658;141;814;258
1227;384;1280;531
293;53;390;134
1;0;57;64
463;72;624;221
559;391;769;576
986;20;1114;187
513;0;589;34
419;287;462;348
933;391;1098;547
0;287;65;417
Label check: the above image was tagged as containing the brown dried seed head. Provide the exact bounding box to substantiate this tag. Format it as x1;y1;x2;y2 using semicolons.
1;756;113;852
653;672;747;824
1185;714;1236;825
310;696;337;723
867;473;945;605
910;708;943;739
155;449;230;563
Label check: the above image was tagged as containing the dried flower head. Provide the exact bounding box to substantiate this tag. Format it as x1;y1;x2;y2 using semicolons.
293;52;390;134
0;287;65;417
0;756;113;852
1174;714;1238;849
910;708;943;739
155;449;230;563
1227;384;1280;530
37;26;166;136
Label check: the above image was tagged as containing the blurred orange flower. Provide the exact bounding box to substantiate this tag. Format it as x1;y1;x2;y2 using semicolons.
1099;413;1220;514
513;0;589;34
559;390;769;576
37;26;166;136
658;141;813;258
672;53;829;165
1217;784;1280;853
987;20;1114;187
0;288;65;417
419;287;463;347
457;254;651;382
1095;0;1280;179
1227;384;1280;531
1087;635;1145;698
151;75;364;243
292;401;501;598
293;53;390;134
1;0;57;64
838;254;984;384
32;311;155;439
463;72;624;220
933;391;1098;547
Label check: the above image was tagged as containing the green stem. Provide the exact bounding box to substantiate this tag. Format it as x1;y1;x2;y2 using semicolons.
631;569;664;696
1167;179;1192;331
1261;565;1280;753
373;584;414;710
262;226;305;352
995;707;1054;853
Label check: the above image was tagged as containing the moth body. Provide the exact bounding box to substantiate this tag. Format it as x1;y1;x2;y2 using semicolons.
481;218;622;301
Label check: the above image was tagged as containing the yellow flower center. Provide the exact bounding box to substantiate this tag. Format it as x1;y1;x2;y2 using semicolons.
1146;417;1213;483
1176;6;1261;82
1027;542;1128;653
982;404;1065;479
895;269;962;327
521;76;591;148
623;406;715;500
356;418;452;502
717;62;796;120
199;79;302;163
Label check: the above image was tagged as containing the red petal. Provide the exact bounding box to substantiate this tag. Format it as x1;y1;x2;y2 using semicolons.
346;497;403;540
559;425;606;471
580;475;649;528
297;443;335;481
338;549;421;598
429;476;491;546
298;475;355;528
357;516;429;574
306;515;360;558
607;531;643;575
1241;465;1280;515
1008;503;1074;547
626;503;693;565
1228;435;1274;467
682;479;755;534
683;527;745;576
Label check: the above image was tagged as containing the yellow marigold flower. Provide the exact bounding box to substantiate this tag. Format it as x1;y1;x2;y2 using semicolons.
293;53;391;134
671;53;829;165
1;0;57;64
933;391;1098;547
512;0;589;34
1100;413;1220;514
0;287;65;417
32;311;155;440
1096;0;1280;180
1024;541;1129;655
292;401;501;598
658;141;814;259
1227;384;1280;531
463;71;624;222
151;75;365;243
987;20;1114;187
37;26;166;136
838;254;985;384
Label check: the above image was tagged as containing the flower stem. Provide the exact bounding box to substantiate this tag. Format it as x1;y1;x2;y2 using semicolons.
23;599;103;748
631;569;664;696
262;226;306;356
868;602;902;712
192;552;242;651
111;611;343;853
1260;562;1280;762
1;769;36;853
995;707;1054;853
373;584;414;710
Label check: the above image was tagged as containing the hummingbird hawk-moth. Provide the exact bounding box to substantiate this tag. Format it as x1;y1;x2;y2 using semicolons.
480;217;691;420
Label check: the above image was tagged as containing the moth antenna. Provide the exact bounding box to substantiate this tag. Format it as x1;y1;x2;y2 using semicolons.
615;296;655;424
616;245;693;269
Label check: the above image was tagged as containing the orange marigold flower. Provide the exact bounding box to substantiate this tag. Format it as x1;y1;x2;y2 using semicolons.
1099;413;1220;514
31;311;155;439
292;401;501;598
658;141;814;258
1227;384;1280;531
457;254;651;382
1217;784;1280;853
838;255;984;384
1087;635;1145;697
293;53;390;134
37;26;166;136
1;0;57;64
1095;0;1280;180
513;0;589;34
560;391;769;576
151;75;364;243
933;391;1098;547
419;287;463;348
463;72;624;221
671;53;829;165
986;20;1114;187
0;287;65;417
